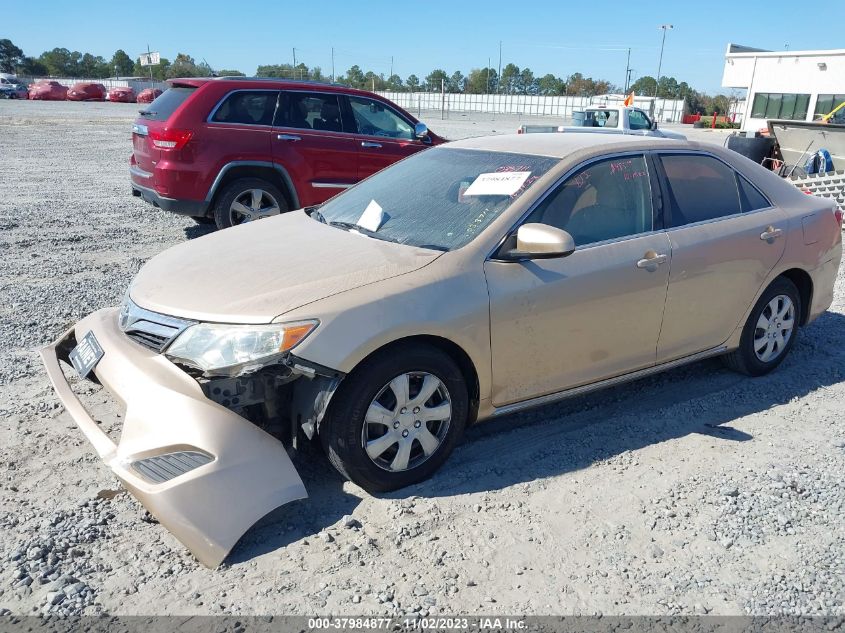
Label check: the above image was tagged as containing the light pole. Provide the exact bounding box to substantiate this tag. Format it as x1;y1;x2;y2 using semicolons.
655;24;673;97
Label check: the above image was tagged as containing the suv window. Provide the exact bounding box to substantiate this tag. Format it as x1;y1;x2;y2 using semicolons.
660;154;742;225
211;90;277;126
349;96;414;139
628;109;652;130
275;92;343;131
140;87;196;122
526;155;653;246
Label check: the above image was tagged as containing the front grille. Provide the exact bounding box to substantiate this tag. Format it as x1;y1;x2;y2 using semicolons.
131;450;213;484
118;298;195;353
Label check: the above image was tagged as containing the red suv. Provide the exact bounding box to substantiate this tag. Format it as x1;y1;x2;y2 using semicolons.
130;78;444;228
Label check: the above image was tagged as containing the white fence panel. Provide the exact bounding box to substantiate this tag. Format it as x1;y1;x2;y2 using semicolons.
377;91;687;123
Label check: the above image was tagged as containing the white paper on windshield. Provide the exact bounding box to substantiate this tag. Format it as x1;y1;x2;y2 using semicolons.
357;199;386;232
463;171;531;196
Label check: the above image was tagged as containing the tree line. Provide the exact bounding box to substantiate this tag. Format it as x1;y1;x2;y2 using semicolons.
0;38;733;114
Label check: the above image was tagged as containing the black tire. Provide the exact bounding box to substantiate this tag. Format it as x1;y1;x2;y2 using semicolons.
722;277;801;377
320;344;468;493
192;215;215;225
212;178;288;230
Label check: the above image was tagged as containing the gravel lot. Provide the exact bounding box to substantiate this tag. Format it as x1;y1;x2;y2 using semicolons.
0;100;842;618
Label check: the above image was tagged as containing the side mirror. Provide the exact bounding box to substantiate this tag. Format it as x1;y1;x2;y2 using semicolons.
500;223;576;261
651;120;658;130
414;122;429;139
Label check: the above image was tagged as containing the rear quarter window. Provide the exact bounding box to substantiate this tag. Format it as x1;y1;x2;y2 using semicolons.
140;87;196;122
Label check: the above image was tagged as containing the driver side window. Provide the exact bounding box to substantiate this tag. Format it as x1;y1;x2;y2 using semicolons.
349;96;414;140
525;155;654;247
628;110;652;130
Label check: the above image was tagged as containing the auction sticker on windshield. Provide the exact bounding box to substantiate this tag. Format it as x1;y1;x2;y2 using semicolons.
464;171;531;196
69;332;104;379
357;199;387;232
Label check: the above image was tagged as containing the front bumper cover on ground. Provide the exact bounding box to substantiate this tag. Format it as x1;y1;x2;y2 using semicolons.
40;307;308;567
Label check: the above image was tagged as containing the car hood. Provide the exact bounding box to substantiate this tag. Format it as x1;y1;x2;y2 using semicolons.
129;211;442;324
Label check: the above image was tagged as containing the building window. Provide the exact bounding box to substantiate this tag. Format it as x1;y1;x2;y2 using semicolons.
750;93;810;120
814;94;845;122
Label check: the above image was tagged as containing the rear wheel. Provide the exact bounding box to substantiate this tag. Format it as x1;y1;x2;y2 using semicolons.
722;277;801;376
212;178;288;230
320;344;468;493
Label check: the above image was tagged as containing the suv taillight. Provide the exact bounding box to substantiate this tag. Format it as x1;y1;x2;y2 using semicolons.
835;207;843;229
149;129;193;150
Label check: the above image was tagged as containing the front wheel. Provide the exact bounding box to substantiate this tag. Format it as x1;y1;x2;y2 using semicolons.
212;178;288;230
722;277;801;376
320;344;468;493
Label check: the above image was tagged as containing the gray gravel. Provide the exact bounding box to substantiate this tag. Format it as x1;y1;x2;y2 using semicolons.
0;99;843;616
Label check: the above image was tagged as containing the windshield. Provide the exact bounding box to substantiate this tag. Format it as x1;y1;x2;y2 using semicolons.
314;147;558;251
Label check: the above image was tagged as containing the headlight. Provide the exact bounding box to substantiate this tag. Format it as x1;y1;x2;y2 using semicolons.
165;320;318;376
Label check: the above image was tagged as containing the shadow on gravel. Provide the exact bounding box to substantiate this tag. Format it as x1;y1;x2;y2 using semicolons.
226;444;361;564
398;310;845;499
183;223;216;240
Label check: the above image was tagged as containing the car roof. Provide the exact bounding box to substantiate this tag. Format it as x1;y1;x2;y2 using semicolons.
167;76;371;97
447;133;677;158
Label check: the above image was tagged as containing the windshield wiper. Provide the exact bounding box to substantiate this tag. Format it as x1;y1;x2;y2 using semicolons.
326;221;400;244
138;109;157;117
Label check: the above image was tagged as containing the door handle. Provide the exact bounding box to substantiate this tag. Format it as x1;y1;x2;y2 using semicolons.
277;134;301;142
636;251;668;269
760;226;783;241
361;141;382;148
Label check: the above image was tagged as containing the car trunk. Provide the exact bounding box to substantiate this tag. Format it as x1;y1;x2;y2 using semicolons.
132;85;197;177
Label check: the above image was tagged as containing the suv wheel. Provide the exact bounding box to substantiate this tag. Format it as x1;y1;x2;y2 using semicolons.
320;344;468;493
213;178;288;229
722;277;801;376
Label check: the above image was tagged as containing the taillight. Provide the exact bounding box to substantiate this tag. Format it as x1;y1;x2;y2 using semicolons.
149;129;193;150
835;207;843;229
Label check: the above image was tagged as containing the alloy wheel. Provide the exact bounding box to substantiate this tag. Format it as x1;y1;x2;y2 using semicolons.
229;189;281;225
362;372;452;472
753;294;795;362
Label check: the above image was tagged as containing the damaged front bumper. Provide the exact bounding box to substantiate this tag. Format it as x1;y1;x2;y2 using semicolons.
40;307;310;568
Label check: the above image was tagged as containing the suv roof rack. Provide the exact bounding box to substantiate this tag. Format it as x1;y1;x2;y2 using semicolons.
215;76;343;86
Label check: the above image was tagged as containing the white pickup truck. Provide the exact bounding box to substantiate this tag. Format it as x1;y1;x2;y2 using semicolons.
518;105;686;140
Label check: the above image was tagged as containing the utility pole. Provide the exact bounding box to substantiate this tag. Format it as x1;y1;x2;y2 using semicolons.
497;40;502;94
146;44;153;82
624;47;631;93
292;47;297;76
390;56;393;78
331;47;335;82
655;24;673;98
486;58;490;93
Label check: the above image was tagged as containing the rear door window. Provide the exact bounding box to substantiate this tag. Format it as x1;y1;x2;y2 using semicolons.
659;154;742;226
139;87;196;121
274;92;343;131
210;90;278;126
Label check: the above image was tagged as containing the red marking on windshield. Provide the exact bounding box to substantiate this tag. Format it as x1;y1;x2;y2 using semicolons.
495;165;533;173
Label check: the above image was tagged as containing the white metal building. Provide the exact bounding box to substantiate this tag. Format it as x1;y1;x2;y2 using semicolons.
722;43;845;131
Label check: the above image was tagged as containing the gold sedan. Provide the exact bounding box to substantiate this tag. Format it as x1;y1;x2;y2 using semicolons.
42;133;842;566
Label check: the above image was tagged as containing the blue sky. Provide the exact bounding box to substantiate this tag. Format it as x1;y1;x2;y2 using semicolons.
5;0;842;94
